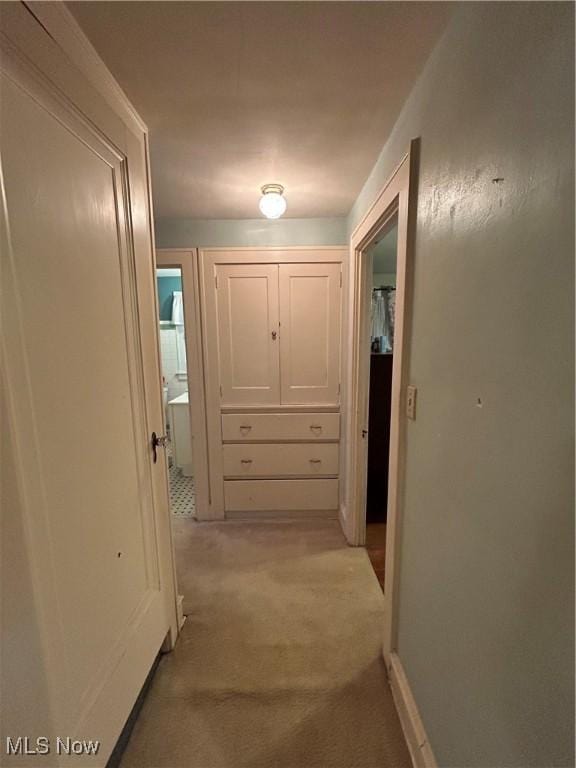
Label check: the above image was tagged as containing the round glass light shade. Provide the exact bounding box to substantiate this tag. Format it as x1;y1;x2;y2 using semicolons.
259;187;287;219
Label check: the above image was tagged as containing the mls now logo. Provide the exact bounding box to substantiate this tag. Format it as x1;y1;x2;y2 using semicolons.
6;736;100;756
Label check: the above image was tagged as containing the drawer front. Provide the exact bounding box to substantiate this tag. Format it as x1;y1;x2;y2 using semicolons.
221;413;340;442
224;479;339;512
223;443;339;478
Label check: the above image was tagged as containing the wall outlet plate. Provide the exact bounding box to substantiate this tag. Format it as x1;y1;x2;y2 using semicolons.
406;385;417;420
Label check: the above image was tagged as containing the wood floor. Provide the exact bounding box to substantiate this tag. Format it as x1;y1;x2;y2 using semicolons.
365;523;387;591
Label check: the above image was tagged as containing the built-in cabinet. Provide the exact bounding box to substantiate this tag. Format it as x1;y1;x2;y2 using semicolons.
201;248;346;518
215;261;341;407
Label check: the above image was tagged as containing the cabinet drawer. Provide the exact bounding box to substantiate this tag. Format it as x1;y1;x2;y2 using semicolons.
221;413;340;442
223;443;339;478
224;479;339;512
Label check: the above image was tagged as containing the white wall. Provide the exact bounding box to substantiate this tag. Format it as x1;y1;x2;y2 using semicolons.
349;3;574;766
155;217;347;248
159;326;188;401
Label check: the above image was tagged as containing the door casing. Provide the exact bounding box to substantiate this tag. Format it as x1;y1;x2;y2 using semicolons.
156;249;211;520
341;142;417;662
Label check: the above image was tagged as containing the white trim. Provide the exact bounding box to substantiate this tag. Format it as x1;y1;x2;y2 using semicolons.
198;246;346;265
220;405;340;414
338;502;348;535
342;142;417;661
388;653;437;768
198;246;345;252
176;595;186;630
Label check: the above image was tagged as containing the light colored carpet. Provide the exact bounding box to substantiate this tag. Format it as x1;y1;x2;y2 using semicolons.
120;520;411;768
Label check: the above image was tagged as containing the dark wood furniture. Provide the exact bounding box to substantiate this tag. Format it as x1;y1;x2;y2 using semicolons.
366;353;393;523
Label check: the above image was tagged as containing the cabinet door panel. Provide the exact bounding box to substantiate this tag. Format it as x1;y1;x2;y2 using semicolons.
216;265;280;405
279;263;341;405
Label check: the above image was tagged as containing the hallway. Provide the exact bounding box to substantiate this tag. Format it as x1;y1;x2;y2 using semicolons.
3;3;573;766
119;521;410;767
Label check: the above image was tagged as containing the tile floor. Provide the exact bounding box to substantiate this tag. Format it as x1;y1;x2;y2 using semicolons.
167;442;195;517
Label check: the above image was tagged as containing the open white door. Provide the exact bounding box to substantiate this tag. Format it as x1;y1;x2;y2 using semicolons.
1;4;178;765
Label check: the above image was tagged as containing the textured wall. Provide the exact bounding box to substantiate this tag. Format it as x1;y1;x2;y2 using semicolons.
349;3;574;766
155;217;347;248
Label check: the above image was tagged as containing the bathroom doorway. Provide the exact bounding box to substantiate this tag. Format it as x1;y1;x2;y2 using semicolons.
157;266;195;516
155;250;210;524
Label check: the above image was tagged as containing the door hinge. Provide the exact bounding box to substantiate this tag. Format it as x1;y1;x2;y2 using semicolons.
220;384;223;396
338;382;341;394
215;275;219;289
339;271;342;287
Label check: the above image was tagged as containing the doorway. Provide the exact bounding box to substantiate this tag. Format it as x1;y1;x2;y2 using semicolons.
365;213;399;590
343;144;415;662
155;251;211;519
156;266;196;516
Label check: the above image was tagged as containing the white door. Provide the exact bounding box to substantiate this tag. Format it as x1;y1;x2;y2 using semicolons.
279;263;342;405
1;6;176;764
215;264;280;405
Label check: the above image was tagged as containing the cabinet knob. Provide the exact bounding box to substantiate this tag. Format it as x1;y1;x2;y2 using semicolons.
271;330;277;340
239;425;252;434
309;458;322;464
241;459;253;464
310;424;322;434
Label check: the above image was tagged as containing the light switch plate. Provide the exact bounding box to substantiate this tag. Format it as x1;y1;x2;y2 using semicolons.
406;385;417;420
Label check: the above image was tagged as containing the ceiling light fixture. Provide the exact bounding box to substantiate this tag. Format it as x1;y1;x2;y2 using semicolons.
259;184;287;219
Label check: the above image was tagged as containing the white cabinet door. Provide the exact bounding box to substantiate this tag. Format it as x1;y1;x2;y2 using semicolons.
216;264;280;405
279;263;342;405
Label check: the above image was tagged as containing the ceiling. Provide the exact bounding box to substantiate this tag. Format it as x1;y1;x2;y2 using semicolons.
69;2;450;220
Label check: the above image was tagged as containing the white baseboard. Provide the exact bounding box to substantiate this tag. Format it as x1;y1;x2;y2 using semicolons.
338;503;348;539
388;652;437;768
177;594;186;629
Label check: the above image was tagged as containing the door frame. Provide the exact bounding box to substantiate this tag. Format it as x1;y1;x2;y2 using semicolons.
156;249;211;520
342;142;417;661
